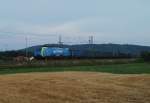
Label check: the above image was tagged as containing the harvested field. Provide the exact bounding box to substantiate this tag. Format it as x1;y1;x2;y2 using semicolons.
0;72;150;103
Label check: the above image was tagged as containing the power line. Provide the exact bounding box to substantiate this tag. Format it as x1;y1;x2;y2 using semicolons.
0;31;57;37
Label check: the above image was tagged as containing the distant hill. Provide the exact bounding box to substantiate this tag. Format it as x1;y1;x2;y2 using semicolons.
23;44;150;57
1;43;150;59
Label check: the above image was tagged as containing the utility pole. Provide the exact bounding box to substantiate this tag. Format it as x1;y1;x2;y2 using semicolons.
89;36;94;44
89;36;91;44
58;35;63;46
25;36;28;58
4;44;8;51
88;36;94;53
91;36;94;44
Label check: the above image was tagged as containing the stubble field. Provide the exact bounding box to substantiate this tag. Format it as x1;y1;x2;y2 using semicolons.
0;72;150;103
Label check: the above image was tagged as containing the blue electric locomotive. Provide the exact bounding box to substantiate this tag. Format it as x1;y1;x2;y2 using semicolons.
34;47;71;58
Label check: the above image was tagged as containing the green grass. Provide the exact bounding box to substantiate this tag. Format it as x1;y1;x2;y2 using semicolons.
0;63;150;75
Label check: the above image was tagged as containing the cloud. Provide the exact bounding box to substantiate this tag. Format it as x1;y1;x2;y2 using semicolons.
15;18;96;34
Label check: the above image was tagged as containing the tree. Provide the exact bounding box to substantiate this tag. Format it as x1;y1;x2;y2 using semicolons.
141;51;150;61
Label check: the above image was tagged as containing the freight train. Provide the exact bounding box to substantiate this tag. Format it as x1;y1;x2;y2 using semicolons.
34;47;133;59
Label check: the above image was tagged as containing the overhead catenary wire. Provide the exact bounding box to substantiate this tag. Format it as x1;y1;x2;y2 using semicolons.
0;31;95;51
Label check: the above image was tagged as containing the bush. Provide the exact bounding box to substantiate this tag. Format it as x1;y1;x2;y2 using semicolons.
141;52;150;61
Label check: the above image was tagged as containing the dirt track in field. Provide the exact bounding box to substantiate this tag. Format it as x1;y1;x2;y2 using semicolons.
0;72;150;103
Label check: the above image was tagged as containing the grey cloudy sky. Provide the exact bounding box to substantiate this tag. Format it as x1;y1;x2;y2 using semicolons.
0;0;150;50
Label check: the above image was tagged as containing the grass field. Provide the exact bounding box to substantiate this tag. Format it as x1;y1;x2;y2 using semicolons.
0;63;150;74
0;72;150;103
